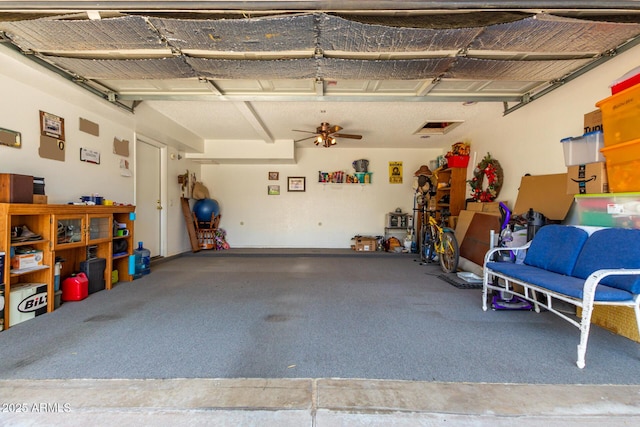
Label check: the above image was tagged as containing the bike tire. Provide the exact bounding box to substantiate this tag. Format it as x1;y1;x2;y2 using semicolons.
439;230;459;273
421;226;436;263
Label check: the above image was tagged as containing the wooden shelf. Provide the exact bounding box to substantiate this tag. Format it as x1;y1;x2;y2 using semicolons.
1;203;136;331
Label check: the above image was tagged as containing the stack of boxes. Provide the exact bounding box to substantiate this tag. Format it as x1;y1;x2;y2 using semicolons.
597;76;640;193
573;69;640;343
563;128;607;195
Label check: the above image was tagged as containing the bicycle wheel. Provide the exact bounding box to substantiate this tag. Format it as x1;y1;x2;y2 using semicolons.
439;230;459;273
420;225;436;263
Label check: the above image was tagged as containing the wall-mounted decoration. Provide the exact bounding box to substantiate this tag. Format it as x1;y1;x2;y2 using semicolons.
389;161;403;184
40;111;65;140
79;118;99;136
113;137;129;157
0;127;21;148
38;111;66;161
120;159;132;177
268;185;280;195
39;135;65;161
268;171;279;180
288;176;306;192
80;147;100;164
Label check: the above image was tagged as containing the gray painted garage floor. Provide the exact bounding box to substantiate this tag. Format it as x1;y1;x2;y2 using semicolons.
1;249;640;425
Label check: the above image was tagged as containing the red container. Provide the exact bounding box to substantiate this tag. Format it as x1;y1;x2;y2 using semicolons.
446;155;470;168
62;273;89;302
611;72;640;95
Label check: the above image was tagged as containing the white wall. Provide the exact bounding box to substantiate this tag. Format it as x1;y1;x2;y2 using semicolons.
470;43;640;209
201;147;441;248
0;49;136;204
0;45;201;257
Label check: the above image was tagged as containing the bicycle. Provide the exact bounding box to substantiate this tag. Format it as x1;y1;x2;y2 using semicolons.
418;208;460;273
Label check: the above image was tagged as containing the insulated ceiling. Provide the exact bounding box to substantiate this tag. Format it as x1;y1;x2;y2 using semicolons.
2;8;640;154
1;11;639;110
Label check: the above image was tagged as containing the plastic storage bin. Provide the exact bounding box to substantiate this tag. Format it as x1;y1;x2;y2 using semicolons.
600;138;640;193
561;131;604;166
574;193;640;228
596;84;640;146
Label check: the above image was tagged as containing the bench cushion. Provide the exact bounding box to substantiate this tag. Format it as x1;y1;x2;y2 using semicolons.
572;228;640;294
523;225;589;276
487;261;634;301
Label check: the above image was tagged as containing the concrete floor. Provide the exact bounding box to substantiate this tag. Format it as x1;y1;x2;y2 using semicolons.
2;378;640;426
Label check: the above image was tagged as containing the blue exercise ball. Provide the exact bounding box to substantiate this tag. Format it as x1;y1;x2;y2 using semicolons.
193;198;220;223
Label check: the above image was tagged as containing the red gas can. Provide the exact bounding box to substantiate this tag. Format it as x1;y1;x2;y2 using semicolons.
62;273;89;302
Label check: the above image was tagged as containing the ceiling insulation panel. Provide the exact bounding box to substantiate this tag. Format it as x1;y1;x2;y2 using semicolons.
470;14;640;54
0;16;165;53
187;57;317;79
150;14;316;52
319;14;483;53
445;57;593;81
47;56;197;80
321;58;454;80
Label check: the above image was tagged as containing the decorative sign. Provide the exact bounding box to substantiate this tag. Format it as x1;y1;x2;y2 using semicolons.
40;111;65;140
389;161;403;184
80;147;100;164
0;127;21;148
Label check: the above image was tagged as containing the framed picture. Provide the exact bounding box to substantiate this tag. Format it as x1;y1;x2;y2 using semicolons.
40;111;65;140
287;176;306;192
268;171;279;180
268;185;280;195
80;147;101;164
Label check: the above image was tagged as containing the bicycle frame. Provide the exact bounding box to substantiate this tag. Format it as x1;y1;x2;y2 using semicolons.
419;209;460;273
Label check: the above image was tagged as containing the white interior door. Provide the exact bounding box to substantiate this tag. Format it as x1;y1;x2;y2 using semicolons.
135;139;162;258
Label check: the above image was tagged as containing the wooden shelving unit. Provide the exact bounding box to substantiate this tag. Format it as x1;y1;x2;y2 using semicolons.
434;166;468;224
0;203;135;330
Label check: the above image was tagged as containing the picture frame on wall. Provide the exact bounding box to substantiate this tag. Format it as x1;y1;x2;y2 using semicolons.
268;185;280;195
287;176;306;192
268;171;279;180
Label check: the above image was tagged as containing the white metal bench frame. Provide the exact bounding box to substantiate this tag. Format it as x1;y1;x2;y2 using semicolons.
482;243;640;369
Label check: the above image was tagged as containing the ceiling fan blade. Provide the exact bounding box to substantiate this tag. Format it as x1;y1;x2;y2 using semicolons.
328;125;343;134
292;129;317;134
333;133;363;140
294;135;318;143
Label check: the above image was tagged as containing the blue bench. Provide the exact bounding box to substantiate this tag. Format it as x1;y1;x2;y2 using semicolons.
482;224;640;368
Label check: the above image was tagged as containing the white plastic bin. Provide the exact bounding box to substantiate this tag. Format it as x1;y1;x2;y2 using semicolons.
561;131;604;166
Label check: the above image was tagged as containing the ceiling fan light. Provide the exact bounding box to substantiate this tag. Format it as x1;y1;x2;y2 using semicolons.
329;137;336;145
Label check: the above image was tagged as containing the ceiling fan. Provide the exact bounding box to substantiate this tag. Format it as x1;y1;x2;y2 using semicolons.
293;122;363;147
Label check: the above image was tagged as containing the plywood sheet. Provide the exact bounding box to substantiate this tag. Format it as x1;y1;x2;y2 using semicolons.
459;212;501;267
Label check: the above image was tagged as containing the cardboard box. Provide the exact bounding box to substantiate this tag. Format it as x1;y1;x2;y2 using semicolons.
584;109;603;134
0;173;33;203
465;202;505;214
32;194;47;204
11;251;44;270
9;282;47;327
354;236;377;252
567;162;609;195
513;174;575;221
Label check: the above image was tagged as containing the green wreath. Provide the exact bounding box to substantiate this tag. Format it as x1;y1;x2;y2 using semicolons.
468;153;503;202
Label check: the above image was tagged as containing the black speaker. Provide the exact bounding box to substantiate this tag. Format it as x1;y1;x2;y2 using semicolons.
79;257;106;294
